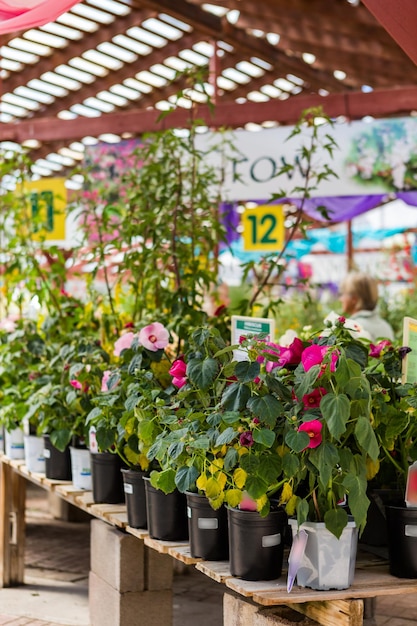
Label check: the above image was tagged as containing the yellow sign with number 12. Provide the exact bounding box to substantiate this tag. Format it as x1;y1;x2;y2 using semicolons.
242;204;284;252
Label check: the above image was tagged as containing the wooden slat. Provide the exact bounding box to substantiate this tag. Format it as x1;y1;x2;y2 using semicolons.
126;527;149;540
195;560;232;583
168;544;202;565
144;536;189;554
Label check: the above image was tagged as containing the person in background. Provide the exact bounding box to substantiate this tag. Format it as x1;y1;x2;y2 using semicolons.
339;271;394;342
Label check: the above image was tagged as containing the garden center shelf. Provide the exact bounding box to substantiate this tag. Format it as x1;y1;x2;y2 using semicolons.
1;454;417;626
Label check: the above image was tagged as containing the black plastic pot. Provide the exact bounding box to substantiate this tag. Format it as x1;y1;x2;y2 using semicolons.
360;489;403;547
186;492;229;560
122;468;148;529
227;505;287;581
144;478;188;541
43;435;72;481
91;452;125;504
386;504;417;578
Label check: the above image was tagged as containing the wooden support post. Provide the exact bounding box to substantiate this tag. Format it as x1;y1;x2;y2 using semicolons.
0;460;26;587
291;599;364;626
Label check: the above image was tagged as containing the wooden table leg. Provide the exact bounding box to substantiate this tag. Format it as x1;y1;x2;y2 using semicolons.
0;461;26;587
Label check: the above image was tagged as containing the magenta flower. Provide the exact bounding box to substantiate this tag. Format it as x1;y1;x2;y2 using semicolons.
169;358;187;388
139;322;169;352
239;492;258;511
114;331;136;357
239;431;254;447
369;340;392;358
301;387;327;409
278;337;304;367
70;379;82;390
301;344;338;374
298;419;323;449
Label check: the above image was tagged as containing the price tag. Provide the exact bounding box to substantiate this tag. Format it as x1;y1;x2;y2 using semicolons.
242;204;284;252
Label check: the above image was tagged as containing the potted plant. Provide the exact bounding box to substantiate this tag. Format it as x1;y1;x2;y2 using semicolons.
146;324;290;575
365;339;417;577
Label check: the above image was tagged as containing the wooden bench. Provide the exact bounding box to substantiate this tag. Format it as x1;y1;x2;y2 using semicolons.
1;454;416;626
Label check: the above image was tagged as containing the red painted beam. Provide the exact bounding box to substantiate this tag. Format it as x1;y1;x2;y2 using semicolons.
1;86;417;144
361;0;417;66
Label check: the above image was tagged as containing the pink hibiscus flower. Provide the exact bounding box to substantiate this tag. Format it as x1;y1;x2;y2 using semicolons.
139;322;169;352
101;370;119;392
298;419;323;449
114;331;136;357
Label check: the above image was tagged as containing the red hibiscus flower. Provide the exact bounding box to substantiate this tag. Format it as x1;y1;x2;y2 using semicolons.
298;419;323;449
301;387;327;409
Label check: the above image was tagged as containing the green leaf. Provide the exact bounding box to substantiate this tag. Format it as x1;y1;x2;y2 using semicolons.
215;427;237;446
247;394;282;427
224;446;239;471
295;365;320;398
244;475;268;500
128;353;143;375
296;498;309;526
343;470;369;533
50;429;71;452
285;428;309;453
167;440;185;460
323;507;348;539
355;416;379;461
189;435;211;451
150;468;176;494
234;360;260;383
309;442;339;491
187;357;218;390
125;394;140;412
253;428;276;448
282;452;300;479
221;411;241;425
239;453;259;474
221;382;250;411
175;465;199;493
320;393;350;440
258;454;282;484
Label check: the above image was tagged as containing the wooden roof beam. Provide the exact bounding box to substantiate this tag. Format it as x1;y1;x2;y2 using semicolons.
2;85;417;144
361;0;417;66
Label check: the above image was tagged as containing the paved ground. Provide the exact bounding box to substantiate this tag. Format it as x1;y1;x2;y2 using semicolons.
0;484;415;626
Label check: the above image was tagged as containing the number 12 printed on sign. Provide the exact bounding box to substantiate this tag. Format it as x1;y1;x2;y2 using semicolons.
242;204;284;252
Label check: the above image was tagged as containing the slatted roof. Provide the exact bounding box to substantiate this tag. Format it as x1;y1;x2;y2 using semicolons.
1;0;417;180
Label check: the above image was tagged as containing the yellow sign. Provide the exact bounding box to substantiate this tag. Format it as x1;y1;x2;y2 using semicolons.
25;178;67;241
242;204;284;252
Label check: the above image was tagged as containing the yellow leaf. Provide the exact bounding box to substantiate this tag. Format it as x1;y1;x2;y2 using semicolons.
280;482;293;503
196;473;207;491
225;489;243;508
238;447;249;457
366;457;380;481
209;494;224;510
256;494;268;511
286;495;298;517
205;477;221;499
233;467;247;489
209;458;224;474
276;443;288;457
217;471;227;490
